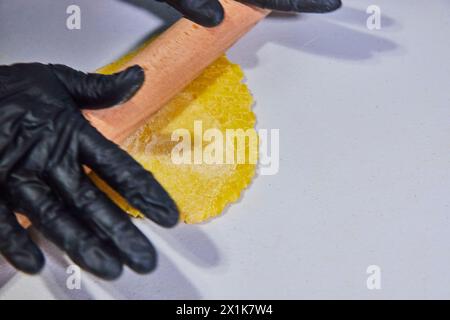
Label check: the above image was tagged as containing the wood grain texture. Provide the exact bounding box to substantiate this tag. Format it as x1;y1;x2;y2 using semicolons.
17;0;269;228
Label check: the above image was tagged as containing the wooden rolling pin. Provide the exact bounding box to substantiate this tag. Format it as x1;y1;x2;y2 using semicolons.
84;0;269;145
17;0;269;228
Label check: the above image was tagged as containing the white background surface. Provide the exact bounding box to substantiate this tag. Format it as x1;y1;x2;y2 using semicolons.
0;0;449;299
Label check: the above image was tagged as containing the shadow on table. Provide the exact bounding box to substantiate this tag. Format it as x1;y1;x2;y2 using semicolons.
148;223;222;268
325;5;397;29
233;7;400;68
40;243;203;300
0;258;17;292
22;221;221;299
119;1;401;66
96;250;202;299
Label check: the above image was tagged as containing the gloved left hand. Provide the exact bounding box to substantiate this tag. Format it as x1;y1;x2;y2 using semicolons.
0;63;179;279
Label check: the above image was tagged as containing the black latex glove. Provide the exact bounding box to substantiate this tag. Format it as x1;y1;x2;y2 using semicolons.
159;0;342;27
0;63;179;279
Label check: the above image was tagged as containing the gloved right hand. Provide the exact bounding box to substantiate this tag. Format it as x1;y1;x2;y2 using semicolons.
158;0;342;27
0;62;179;279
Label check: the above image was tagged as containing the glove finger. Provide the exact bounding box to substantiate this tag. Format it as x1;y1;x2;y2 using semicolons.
50;64;144;109
9;175;124;280
242;0;341;12
0;201;44;274
163;0;224;27
47;163;157;274
79;125;179;228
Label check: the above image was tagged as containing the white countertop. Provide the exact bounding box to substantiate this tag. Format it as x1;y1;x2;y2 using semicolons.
0;0;449;299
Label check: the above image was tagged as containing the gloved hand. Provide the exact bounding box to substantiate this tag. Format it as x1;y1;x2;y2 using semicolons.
159;0;342;27
0;63;179;279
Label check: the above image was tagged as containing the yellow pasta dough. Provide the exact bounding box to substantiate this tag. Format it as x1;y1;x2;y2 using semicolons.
91;42;257;223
